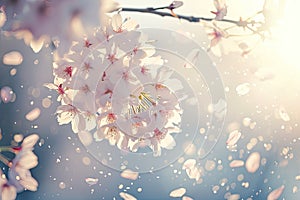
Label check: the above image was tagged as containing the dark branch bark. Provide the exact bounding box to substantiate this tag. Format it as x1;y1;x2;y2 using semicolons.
120;7;240;25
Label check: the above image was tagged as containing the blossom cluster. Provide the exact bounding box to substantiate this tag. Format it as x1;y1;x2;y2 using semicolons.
45;14;184;157
0;0;117;54
0;134;39;200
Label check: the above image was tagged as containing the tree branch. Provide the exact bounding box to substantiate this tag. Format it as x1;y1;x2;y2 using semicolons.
120;7;240;25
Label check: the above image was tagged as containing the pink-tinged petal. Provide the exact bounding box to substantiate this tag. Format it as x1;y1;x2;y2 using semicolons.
229;160;244;168
22;134;39;149
3;51;23;66
119;192;137;200
182;196;194;200
19;176;38;191
2;185;17;200
112;14;123;32
169;187;186;198
85;177;99;186
245;152;261;173
0;7;6;28
30;37;45;53
227;194;240;200
213;0;226;10
122;18;139;31
267;185;285;200
182;159;196;170
188;167;201;181
43;83;58;90
25;108;41;121
160;134;176;150
18;151;38;169
210;36;222;48
120;169;139;180
226;130;241;146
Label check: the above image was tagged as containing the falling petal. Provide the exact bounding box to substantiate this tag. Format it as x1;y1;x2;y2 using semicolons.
236;83;250;96
1;86;14;103
2;185;17;200
3;51;23;65
85;177;99;186
30;37;45;53
25;108;41;121
254;68;274;81
205;160;216;171
22;134;39;149
10;68;17;76
182;159;196;170
245;152;261;173
0;7;6;28
242;117;252;127
227;194;240;200
229;160;244;168
169;187;186;198
278;106;290;122
119;192;137;200
226;130;241;146
182;196;194;200
267;185;285;200
120;169;139;180
14;134;24;143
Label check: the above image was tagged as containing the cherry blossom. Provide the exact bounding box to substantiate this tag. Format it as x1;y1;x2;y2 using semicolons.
211;0;227;20
182;159;202;181
206;22;229;52
55;104;90;133
47;13;184;157
43;82;73;104
8;134;39;192
0;170;17;200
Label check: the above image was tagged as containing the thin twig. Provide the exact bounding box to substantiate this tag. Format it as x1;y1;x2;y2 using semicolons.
120;7;240;25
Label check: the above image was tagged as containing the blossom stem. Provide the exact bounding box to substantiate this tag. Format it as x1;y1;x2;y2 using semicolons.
0;146;13;153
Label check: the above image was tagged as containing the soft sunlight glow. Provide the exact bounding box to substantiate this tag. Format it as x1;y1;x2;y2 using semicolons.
273;0;300;68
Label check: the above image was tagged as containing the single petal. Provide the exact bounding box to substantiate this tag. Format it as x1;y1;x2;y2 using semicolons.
120;169;139;180
2;185;17;200
19;151;38;169
169;187;186;198
119;192;137;200
160;134;176;150
267;185;285;200
19;176;38;191
22;134;39;149
245;152;261;173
